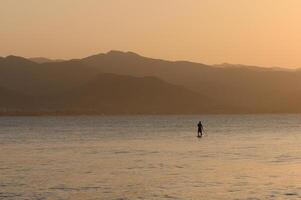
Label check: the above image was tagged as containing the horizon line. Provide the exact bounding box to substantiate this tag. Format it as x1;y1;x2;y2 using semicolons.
1;50;299;70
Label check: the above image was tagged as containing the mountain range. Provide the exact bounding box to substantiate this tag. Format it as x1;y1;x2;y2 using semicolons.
29;57;65;63
1;50;301;115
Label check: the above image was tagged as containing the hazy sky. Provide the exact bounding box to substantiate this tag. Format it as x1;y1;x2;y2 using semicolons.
1;0;301;68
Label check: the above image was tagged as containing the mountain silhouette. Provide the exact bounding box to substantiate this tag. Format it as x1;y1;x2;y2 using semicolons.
1;51;301;114
0;86;36;114
80;51;301;113
57;73;214;114
29;57;65;63
0;57;98;95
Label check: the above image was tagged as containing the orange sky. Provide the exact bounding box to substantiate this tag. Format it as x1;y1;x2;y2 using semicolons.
1;0;301;68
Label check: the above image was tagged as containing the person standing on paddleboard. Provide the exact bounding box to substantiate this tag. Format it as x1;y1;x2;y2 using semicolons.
197;121;203;137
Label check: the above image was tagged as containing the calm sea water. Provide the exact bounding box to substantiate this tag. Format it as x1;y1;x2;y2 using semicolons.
1;115;301;200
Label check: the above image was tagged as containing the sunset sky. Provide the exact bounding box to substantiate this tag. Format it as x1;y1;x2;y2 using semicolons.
1;0;301;68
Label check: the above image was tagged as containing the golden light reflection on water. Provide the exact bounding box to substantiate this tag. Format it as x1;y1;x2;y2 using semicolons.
1;115;301;199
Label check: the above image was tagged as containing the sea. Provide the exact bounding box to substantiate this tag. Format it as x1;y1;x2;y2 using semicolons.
1;115;301;200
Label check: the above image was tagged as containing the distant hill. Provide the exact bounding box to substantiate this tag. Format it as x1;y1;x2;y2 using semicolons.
57;73;215;114
1;51;301;114
80;51;301;113
81;50;212;88
0;73;216;115
0;86;35;113
29;57;65;63
0;56;98;95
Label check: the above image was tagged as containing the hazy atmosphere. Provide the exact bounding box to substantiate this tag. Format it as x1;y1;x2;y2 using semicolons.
1;0;301;68
2;1;301;200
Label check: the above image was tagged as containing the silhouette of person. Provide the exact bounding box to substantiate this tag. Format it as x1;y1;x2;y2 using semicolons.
197;121;203;137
